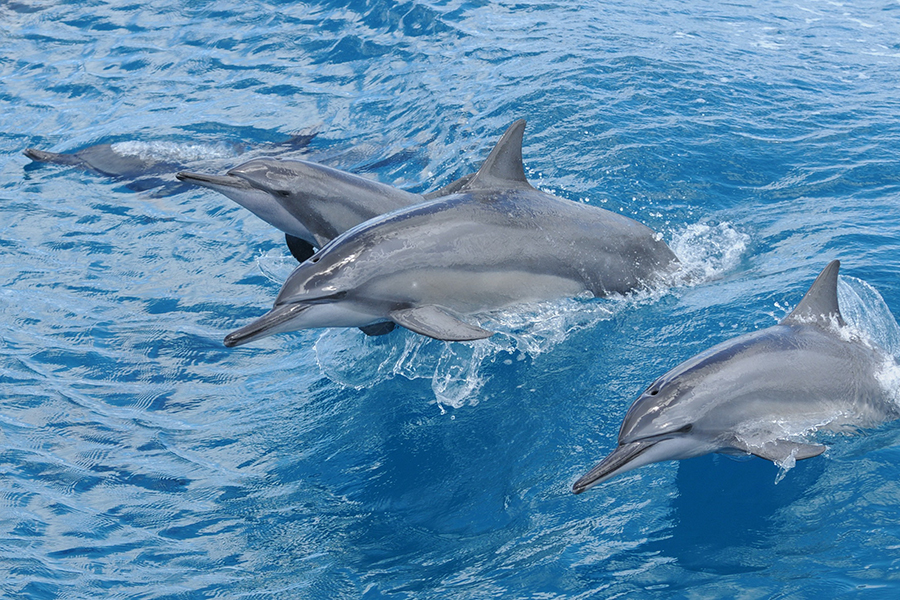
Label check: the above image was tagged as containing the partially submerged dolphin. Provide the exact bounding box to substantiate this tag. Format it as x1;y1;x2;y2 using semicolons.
572;260;900;494
177;159;472;262
23;133;316;195
223;119;679;347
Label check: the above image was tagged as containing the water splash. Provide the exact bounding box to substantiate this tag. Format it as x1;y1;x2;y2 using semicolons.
110;140;238;163
668;221;750;284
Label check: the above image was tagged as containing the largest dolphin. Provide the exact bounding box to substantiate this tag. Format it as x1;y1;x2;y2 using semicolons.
572;260;900;494
223;119;679;347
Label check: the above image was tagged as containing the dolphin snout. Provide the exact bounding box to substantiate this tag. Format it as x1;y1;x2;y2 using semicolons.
572;440;656;494
224;303;312;347
176;171;251;190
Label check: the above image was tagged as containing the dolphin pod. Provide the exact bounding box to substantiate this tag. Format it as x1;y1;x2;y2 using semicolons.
222;119;680;347
25;118;898;496
572;260;900;494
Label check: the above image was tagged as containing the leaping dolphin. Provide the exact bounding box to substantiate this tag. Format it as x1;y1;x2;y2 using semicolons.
572;260;900;494
174;171;320;262
223;119;679;347
177;160;473;262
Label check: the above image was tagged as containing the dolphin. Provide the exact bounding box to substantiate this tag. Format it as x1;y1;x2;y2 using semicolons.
177;158;473;262
173;171;320;262
23;133;316;196
223;119;679;347
572;260;900;494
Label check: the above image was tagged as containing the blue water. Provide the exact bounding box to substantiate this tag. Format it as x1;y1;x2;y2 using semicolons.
3;0;900;597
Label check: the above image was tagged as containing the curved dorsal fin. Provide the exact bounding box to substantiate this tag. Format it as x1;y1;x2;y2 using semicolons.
780;260;845;327
463;119;533;191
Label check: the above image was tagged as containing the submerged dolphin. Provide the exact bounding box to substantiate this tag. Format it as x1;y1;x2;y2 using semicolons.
23;133;316;195
177;160;472;261
572;260;900;494
223;119;679;347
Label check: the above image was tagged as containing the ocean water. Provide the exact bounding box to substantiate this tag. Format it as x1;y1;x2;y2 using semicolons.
3;0;900;597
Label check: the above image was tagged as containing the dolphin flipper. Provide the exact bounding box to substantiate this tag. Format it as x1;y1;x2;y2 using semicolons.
359;322;396;336
390;305;494;341
284;234;317;263
736;438;827;463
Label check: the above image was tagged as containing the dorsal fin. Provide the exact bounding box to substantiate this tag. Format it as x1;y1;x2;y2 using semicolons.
780;260;845;327
463;119;533;191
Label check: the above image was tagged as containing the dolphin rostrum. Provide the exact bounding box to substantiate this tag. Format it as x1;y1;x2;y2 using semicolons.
572;260;900;494
223;119;679;347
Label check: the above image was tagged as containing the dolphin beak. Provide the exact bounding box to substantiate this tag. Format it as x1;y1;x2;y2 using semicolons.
176;171;252;190
572;440;657;494
224;303;311;347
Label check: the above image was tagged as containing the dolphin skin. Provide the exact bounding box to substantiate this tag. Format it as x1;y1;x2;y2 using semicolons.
223;119;679;347
572;260;900;494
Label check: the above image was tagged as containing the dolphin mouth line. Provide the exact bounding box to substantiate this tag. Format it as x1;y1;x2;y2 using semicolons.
176;171;249;189
224;303;311;348
572;439;657;494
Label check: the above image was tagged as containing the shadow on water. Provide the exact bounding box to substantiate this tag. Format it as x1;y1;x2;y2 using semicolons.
646;453;826;574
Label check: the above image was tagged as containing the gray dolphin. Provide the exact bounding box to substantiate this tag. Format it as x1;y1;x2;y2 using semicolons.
177;160;471;263
572;260;900;494
173;171;320;262
223;119;679;347
23;133;316;195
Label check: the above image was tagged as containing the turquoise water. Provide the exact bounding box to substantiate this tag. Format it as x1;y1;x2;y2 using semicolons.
3;0;900;597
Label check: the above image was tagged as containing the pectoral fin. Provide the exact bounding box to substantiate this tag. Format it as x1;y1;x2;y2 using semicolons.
284;233;317;263
389;306;494;341
734;439;827;463
359;322;396;336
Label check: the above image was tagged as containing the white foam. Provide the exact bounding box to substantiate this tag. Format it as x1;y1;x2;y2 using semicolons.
667;222;750;285
110;140;238;163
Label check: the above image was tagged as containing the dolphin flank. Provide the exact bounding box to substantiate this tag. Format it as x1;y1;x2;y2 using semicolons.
224;119;679;347
572;260;900;494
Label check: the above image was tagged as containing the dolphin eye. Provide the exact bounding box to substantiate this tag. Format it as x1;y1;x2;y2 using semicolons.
650;389;659;396
277;189;290;197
